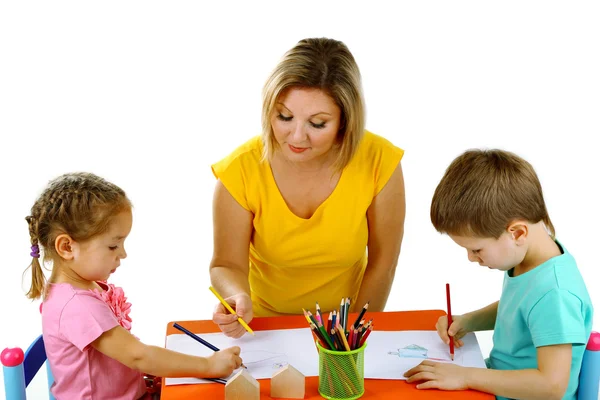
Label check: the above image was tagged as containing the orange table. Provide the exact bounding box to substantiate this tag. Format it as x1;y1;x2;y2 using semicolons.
161;310;493;399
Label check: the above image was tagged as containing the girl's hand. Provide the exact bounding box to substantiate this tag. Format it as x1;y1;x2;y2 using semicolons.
206;346;243;377
435;314;470;348
212;292;253;338
404;360;469;390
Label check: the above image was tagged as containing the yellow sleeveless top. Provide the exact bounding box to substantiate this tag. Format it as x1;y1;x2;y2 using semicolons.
211;131;404;317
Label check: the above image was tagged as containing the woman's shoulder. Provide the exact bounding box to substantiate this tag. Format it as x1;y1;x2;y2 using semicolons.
215;136;263;167
358;130;403;154
351;130;404;166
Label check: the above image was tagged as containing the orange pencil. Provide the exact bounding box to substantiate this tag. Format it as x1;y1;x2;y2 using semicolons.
446;283;455;361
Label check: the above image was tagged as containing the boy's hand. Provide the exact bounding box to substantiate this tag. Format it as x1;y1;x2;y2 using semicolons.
212;293;253;338
436;314;469;348
404;360;469;390
206;346;243;377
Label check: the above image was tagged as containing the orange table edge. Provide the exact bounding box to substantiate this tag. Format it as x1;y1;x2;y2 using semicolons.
161;309;493;399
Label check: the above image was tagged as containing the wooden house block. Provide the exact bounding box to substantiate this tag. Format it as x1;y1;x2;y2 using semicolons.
225;369;260;400
271;364;305;399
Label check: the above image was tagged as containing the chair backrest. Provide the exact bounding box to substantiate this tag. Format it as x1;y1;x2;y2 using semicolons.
578;331;600;400
2;334;55;400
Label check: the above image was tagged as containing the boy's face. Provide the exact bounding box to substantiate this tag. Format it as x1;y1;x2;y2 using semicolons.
449;231;525;271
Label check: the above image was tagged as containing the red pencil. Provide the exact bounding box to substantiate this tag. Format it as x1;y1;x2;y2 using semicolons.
446;283;454;360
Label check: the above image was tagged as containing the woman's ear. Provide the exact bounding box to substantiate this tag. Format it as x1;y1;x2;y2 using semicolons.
507;221;528;245
55;234;75;260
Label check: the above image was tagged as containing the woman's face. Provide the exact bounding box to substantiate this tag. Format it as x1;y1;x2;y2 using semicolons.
271;87;342;166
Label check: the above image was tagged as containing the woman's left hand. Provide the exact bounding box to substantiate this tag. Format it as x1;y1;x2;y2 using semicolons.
403;360;469;390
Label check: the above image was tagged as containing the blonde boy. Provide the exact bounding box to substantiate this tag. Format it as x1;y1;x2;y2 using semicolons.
404;149;592;400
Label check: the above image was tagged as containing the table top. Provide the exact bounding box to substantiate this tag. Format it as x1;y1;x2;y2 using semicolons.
160;309;493;399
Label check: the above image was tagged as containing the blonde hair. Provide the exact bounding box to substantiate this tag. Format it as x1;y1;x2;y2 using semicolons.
431;149;555;239
261;37;365;171
24;172;131;299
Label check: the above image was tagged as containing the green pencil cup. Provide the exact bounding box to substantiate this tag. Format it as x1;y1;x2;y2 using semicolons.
316;341;367;400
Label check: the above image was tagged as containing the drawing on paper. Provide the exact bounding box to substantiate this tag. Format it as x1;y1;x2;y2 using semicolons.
241;350;289;369
388;344;454;362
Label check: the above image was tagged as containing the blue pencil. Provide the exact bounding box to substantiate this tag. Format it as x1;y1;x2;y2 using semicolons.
173;322;247;369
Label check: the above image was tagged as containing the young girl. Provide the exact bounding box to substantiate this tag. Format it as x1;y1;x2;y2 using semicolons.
25;172;242;400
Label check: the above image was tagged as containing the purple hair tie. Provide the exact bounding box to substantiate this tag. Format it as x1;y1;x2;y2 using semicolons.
30;244;40;258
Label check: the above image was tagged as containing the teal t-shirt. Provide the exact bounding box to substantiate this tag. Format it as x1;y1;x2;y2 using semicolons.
489;241;593;400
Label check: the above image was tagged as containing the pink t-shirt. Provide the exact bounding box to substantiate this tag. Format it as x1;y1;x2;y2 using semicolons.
42;282;147;400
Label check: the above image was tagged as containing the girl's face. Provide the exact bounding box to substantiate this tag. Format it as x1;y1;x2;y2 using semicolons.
71;210;132;282
271;87;342;166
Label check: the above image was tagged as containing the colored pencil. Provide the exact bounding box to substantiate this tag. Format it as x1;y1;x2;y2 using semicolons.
446;283;454;361
316;302;323;325
208;286;255;336
352;301;369;329
173;322;247;371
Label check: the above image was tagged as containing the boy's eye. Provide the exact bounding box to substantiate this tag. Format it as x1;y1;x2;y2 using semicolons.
109;246;118;251
276;114;292;122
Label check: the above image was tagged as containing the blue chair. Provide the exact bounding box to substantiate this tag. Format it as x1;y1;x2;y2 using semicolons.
2;334;55;400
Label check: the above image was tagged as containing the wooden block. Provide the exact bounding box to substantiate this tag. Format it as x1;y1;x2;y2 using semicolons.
225;369;260;400
271;364;305;399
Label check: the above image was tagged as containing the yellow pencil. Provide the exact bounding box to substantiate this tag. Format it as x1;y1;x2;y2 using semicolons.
208;286;255;335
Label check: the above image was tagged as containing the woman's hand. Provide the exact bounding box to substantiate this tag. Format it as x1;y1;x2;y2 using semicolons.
205;346;243;377
212;292;253;338
435;314;470;348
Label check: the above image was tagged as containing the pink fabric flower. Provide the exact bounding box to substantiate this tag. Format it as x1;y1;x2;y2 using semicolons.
91;282;133;331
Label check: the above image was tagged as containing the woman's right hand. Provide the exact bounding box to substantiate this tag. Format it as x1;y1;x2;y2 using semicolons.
206;346;243;377
435;314;470;348
212;292;254;338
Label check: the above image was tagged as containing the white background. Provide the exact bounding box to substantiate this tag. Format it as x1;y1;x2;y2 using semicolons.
1;1;598;398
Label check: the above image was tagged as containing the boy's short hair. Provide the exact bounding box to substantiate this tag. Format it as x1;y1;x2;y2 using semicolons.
430;149;555;239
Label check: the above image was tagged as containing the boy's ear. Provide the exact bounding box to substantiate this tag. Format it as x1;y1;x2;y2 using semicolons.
55;234;75;260
507;221;528;244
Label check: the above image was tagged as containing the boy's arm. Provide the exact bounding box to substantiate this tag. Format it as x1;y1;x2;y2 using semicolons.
463;301;498;332
91;325;237;378
466;344;571;400
405;344;571;400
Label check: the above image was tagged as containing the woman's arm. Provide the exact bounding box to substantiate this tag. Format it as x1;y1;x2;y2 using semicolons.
353;164;405;312
405;344;572;400
209;180;254;337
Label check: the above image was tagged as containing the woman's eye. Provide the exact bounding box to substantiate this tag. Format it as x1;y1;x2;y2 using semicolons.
276;114;292;122
310;122;326;129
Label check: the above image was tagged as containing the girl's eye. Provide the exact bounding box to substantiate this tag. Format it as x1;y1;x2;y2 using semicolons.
310;122;326;129
471;249;481;254
276;114;292;122
109;246;118;251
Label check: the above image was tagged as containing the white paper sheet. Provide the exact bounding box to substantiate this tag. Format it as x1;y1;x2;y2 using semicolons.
164;328;487;385
165;328;319;385
364;331;487;380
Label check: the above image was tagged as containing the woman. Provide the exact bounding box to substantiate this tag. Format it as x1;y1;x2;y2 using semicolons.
210;37;405;338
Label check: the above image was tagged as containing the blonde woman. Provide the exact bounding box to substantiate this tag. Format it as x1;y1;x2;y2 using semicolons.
210;38;405;337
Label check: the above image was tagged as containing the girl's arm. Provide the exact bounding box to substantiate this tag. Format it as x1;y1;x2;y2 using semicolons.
405;344;572;400
91;325;242;378
353;164;405;312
